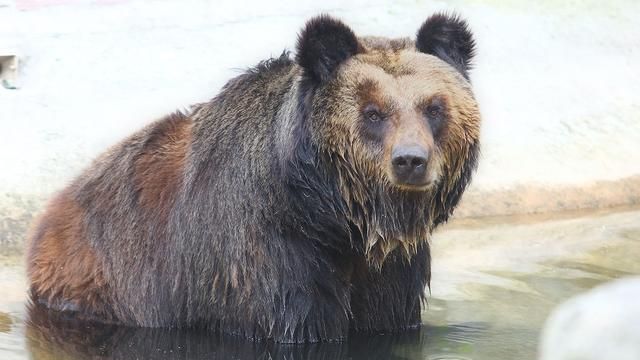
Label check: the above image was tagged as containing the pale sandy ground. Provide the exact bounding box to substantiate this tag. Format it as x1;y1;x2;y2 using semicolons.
432;207;640;302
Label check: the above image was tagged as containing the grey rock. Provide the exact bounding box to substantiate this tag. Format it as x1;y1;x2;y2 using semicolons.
539;277;640;360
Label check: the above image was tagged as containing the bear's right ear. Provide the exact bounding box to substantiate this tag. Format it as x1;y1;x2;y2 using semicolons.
416;13;476;79
296;15;361;84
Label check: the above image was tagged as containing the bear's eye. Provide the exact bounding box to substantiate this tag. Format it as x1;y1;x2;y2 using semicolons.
423;100;447;136
363;105;384;123
426;104;443;118
367;110;381;122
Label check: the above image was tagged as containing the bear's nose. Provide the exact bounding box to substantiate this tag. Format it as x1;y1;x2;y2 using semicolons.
391;145;429;186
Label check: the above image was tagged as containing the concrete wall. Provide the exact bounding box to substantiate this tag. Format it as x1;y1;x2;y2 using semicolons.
1;0;639;248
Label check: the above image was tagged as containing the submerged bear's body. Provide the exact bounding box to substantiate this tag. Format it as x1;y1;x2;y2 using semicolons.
27;14;480;342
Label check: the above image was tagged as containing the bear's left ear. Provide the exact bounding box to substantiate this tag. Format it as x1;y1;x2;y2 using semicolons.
416;13;476;79
296;15;361;84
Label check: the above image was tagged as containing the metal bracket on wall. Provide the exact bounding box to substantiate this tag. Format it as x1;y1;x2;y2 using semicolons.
0;54;19;89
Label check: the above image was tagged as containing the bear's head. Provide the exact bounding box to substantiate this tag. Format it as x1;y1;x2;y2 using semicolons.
295;14;480;265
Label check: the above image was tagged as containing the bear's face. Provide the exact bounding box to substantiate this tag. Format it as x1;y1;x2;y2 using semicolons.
296;14;480;263
324;44;479;192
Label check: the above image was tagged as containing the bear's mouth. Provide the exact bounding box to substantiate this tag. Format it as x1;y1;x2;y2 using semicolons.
388;165;440;192
392;180;435;192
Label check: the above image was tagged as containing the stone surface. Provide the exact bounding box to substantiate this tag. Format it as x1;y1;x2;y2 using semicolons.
539;276;640;360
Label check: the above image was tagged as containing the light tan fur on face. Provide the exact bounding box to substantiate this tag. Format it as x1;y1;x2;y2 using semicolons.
332;44;480;186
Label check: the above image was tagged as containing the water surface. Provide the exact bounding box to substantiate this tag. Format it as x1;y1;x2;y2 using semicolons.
1;207;639;359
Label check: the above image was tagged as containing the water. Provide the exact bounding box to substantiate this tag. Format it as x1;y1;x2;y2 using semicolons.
1;207;639;360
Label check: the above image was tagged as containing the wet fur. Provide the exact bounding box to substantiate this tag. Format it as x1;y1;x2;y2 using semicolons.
27;14;480;343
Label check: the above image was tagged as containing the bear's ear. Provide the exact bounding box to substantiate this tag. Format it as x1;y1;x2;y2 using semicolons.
296;15;361;84
416;13;476;79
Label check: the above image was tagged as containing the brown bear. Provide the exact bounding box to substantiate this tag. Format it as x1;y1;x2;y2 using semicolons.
26;13;481;343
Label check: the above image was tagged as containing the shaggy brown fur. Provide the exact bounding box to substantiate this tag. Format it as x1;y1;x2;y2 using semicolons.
133;113;191;218
26;13;481;343
27;190;113;320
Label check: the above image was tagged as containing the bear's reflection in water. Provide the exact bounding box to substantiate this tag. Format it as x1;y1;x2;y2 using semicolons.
25;302;483;360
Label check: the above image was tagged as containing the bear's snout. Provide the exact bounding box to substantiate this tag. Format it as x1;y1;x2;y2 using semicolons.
391;145;430;188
